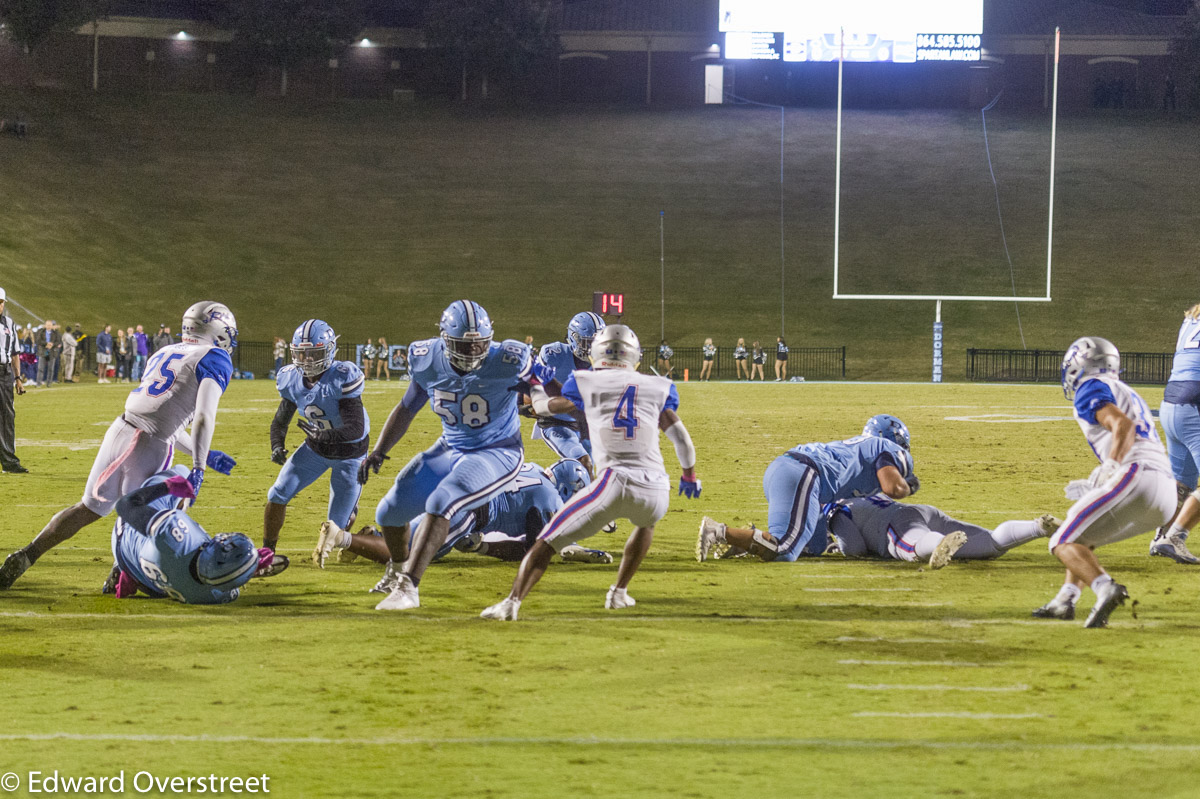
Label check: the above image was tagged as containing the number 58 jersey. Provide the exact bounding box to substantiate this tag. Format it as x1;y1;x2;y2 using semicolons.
124;343;233;439
561;370;679;483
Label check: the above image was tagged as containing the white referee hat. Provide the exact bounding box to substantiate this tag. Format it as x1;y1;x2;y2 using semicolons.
0;287;6;301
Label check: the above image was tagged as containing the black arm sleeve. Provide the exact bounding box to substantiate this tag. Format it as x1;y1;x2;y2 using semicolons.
115;483;173;534
328;397;366;443
271;398;297;451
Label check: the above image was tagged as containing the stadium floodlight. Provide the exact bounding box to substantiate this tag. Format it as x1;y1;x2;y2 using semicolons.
832;27;1061;305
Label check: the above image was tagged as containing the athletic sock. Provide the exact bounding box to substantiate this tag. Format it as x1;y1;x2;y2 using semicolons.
335;529;352;548
992;520;1044;550
1056;583;1082;605
1168;524;1189;539
1090;574;1113;595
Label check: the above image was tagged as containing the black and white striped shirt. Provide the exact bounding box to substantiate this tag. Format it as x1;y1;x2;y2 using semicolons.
0;314;16;366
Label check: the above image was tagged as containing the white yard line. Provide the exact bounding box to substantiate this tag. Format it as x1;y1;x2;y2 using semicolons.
836;636;986;644
838;659;1007;667
803;587;915;593
852;712;1044;720
847;683;1029;692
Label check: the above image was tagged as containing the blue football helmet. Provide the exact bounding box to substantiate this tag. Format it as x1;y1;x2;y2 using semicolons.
195;533;258;588
567;312;606;361
546;458;590;502
1061;336;1120;399
291;319;339;378
440;300;493;372
863;414;911;451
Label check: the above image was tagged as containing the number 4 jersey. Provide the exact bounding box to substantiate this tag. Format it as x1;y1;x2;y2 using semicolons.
124;343;233;439
561;370;679;482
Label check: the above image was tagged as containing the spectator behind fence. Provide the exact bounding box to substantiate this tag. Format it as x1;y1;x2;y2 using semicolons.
153;324;172;353
131;325;149;381
657;339;674;379
19;327;36;383
775;336;789;382
61;325;78;383
36;320;62;387
376;337;390;381
734;338;749;380
751;341;765;381
701;338;716;382
362;338;376;378
273;337;286;374
73;325;88;380
96;324;113;383
115;328;131;382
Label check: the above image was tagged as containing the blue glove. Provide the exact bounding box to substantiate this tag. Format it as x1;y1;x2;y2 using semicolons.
206;449;236;475
187;467;205;498
531;362;556;386
678;474;702;499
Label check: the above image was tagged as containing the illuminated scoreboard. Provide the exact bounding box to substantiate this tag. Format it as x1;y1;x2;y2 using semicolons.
592;292;625;316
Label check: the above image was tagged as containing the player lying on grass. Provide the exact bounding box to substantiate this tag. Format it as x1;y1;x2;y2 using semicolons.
0;302;239;591
696;414;917;563
106;467;279;604
481;324;700;620
263;319;368;564
313;460;613;571
823;495;1061;569
1031;337;1176;628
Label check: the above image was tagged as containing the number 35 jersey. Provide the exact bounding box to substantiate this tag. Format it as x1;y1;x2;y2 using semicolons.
124;343;233;439
408;337;533;451
561;370;679;482
1073;376;1170;471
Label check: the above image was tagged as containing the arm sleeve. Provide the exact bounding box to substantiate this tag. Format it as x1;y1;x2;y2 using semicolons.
195;348;233;393
872;448;906;476
560;374;584;411
115;483;173;534
663;420;697;470
270;398;297;451
190;378;222;471
316;397;366;443
663;383;680;412
1074;380;1117;425
400;380;429;413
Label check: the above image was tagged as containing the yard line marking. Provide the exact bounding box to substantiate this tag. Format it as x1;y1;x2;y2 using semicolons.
803;587;915;593
813;602;952;608
852;712;1045;720
847;683;1029;692
4;733;1195;753
944;618;1161;628
792;575;903;580
836;636;986;645
838;659;1006;667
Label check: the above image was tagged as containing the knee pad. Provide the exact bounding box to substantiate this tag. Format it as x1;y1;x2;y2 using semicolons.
748;529;781;562
1178;482;1193;507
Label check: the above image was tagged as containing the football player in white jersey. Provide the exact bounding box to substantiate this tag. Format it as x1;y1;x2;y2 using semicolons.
481;324;701;620
0;302;239;590
1032;337;1176;627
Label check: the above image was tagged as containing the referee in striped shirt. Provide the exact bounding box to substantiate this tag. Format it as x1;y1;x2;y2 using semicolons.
0;287;28;473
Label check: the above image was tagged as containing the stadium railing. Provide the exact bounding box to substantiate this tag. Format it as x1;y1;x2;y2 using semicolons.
966;349;1173;384
646;346;846;381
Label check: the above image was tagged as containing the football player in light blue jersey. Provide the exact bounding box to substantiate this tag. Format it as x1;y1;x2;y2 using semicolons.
109;467;261;604
360;299;555;610
529;312;606;471
1151;303;1200;563
262;320;369;566
697;414;918;562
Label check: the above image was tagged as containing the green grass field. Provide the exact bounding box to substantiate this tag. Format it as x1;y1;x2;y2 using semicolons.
0;91;1196;378
4;379;1200;798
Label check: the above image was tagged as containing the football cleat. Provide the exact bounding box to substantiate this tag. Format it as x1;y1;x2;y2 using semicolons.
696;516;729;562
312;520;343;569
605;585;636;609
254;552;290;579
100;563;122;594
1031;597;1076;620
480;597;521;621
560;544;613;564
336;548;359;564
370;562;400;594
601;520;618;534
928;530;968;570
0;550;31;589
1149;528;1200;564
1036;514;1064;536
375;573;419;610
1084;581;1130;628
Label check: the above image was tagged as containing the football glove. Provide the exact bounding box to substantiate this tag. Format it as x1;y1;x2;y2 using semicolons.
206;449;236;475
164;474;197;500
271;446;288;466
531;362;556;386
298;419;335;444
186;467;205;499
905;472;920;495
358;451;389;485
678;474;702;499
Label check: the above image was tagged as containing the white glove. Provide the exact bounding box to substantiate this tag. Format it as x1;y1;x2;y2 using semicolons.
1064;463;1111;501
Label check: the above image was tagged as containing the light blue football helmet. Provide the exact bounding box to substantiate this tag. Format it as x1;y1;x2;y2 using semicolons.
1061;336;1120;399
567;312;606;360
291;319;339;378
546;458;590;502
863;414;911;451
195;533;258;588
440;300;493;372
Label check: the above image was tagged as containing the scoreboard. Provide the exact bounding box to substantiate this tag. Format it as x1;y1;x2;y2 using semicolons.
592;292;625;316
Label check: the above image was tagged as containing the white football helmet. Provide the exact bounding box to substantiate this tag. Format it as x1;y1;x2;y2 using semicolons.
1061;336;1120;399
590;324;641;370
181;301;238;353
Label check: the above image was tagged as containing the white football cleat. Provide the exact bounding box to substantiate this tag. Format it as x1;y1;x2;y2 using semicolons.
1084;581;1130;629
928;530;968;570
374;573;419;611
696;516;728;562
605;585;636;609
1031;596;1076;620
1036;514;1063;536
480;597;520;621
601;521;618;534
312;520;343;569
369;562;400;594
1149;528;1200;564
560;544;614;564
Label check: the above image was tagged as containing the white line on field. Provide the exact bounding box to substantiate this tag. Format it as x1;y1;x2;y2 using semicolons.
8;732;1194;753
803;588;915;593
847;683;1028;692
813;602;952;608
852;712;1045;720
838;660;1006;667
794;574;903;580
836;637;986;644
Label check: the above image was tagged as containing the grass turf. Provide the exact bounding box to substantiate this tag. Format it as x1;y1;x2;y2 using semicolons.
0;90;1196;378
3;379;1200;797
